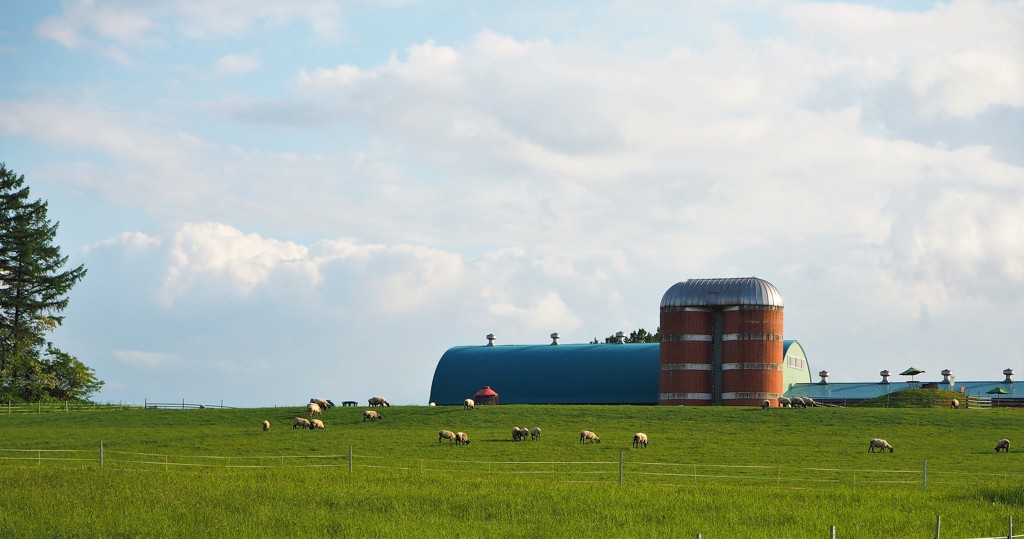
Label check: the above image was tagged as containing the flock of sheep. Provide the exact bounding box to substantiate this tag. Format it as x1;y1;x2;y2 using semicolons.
263;395;1011;454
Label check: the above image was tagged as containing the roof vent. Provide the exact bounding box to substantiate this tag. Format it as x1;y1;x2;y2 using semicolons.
879;370;890;384
1003;368;1014;383
550;332;560;345
615;331;626;344
486;334;496;347
818;370;829;385
941;369;953;385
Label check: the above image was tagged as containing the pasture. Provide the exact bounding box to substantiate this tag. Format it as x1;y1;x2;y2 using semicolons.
1;403;1021;538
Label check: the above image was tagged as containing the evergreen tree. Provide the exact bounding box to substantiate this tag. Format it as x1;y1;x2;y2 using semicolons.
0;163;100;401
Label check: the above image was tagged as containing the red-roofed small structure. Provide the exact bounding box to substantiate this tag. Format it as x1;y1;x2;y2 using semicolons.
474;386;499;405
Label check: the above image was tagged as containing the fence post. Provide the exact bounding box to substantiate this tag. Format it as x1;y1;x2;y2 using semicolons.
619;450;623;486
934;514;940;539
830;524;836;539
922;459;927;491
349;445;353;473
1008;515;1013;539
100;441;104;470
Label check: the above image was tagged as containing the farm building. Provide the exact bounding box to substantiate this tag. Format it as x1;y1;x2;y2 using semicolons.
427;276;1021;406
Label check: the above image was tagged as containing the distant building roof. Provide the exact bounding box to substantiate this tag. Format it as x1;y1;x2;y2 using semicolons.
786;381;1023;401
429;343;659;405
661;277;784;308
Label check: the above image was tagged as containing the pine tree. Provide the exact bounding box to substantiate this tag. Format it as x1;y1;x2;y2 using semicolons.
1;163;99;401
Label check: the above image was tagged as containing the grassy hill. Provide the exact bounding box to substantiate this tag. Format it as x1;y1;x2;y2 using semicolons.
855;388;965;408
1;404;1020;537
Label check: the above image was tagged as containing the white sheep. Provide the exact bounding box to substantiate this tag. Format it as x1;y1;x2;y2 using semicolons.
455;432;470;445
777;396;791;408
803;397;816;407
310;398;333;410
262;420;270;431
792;397;806;408
464;399;475;410
868;438;894;453
580;430;600;444
995;439;1010;453
633;432;648;448
306;402;322;417
363;410;381;422
368;396;390;407
950;399;959;409
530;427;541;441
512;427;529;441
293;417;311;430
439;430;457;444
310;419;325;430
761;399;771;410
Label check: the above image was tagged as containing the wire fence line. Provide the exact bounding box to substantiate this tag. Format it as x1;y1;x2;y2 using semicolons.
0;446;1017;491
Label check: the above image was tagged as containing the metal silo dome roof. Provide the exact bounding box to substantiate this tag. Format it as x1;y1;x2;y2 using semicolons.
660;277;784;308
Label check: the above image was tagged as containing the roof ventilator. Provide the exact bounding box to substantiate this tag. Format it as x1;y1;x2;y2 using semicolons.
615;331;626;344
1003;368;1014;383
941;369;953;385
879;370;890;384
550;332;560;345
818;370;829;385
486;334;496;347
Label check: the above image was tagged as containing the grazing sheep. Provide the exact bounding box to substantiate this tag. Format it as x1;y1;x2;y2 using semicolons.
429;402;436;407
310;398;333;410
950;399;959;409
464;399;475;410
580;430;600;444
439;430;457;444
633;432;648;448
456;432;470;445
363;410;381;422
310;419;325;430
306;402;322;417
530;427;541;441
293;417;311;430
777;396;791;408
803;397;816;407
513;427;531;441
761;399;771;410
995;439;1010;453
868;438;894;453
368;396;390;407
262;420;270;431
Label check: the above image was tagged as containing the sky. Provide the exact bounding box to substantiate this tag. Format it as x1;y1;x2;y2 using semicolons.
1;0;1022;407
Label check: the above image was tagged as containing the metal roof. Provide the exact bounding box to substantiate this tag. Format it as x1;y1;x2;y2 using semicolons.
429;343;659;405
661;277;784;308
786;381;1023;401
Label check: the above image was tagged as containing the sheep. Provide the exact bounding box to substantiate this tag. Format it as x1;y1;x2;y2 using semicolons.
464;399;475;410
580;430;600;444
995;439;1010;453
761;399;771;410
530;427;541;441
262;420;270;431
439;430;457;444
310;398;333;410
306;402;322;417
455;432;470;445
803;397;816;407
310;419;325;430
633;432;648;448
368;396;390;407
777;396;791;408
950;399;959;409
363;410;381;422
293;417;311;430
868;438;894;453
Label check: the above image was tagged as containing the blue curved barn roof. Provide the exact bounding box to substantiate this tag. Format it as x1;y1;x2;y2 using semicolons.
661;277;784;308
428;343;659;405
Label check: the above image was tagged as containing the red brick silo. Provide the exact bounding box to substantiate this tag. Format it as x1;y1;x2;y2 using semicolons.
660;277;784;406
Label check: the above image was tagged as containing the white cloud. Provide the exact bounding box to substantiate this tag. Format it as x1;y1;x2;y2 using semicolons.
113;349;175;368
213;53;261;76
82;231;161;255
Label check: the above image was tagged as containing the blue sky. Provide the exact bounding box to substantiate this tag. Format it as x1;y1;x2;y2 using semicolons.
1;0;1022;406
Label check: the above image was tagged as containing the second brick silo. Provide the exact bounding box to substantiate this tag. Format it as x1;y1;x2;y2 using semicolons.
659;277;785;406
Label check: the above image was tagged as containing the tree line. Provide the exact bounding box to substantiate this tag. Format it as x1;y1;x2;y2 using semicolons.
590;327;660;344
1;163;102;402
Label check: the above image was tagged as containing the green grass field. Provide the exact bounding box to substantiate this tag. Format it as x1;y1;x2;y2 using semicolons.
1;403;1020;538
